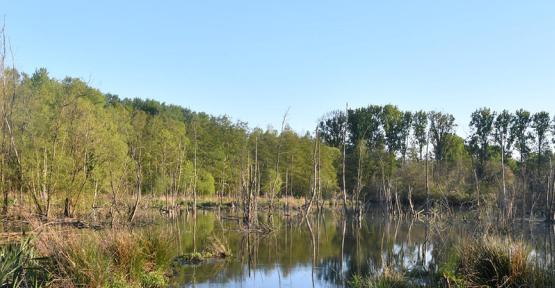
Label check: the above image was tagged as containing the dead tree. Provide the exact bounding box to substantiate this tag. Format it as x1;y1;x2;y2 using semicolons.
546;157;555;223
192;118;198;215
354;140;365;221
269;110;288;218
242;136;259;227
342;103;348;212
305;126;321;215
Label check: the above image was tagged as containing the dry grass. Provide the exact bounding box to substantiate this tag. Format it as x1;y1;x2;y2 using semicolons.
348;268;415;288
33;227;174;288
458;236;545;287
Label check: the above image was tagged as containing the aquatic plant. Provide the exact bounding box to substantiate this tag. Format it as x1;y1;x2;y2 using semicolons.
174;235;232;266
348;269;416;288
0;238;46;288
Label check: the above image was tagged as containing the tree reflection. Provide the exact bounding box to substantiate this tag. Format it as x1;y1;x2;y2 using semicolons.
167;211;553;287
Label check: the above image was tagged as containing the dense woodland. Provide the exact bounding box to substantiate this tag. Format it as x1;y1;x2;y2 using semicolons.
1;66;554;223
0;68;341;220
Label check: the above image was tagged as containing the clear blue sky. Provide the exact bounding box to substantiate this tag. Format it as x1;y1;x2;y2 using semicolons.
2;1;554;135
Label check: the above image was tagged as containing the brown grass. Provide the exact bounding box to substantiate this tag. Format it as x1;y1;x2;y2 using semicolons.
458;236;535;287
33;226;173;287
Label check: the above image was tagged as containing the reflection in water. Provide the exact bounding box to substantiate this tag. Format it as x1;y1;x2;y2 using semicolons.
158;210;554;287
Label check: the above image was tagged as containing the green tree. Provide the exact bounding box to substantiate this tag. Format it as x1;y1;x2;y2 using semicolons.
412;110;428;161
428;111;456;162
510;109;533;164
531;112;550;162
318;110;347;148
468;108;495;178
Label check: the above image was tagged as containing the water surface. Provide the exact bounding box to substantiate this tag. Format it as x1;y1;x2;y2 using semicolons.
149;210;555;287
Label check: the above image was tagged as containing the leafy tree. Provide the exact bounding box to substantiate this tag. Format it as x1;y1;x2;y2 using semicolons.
510;109;533;163
318;110;347;148
412;110;428;161
381;105;404;154
262;168;282;197
493;110;514;159
428;111;456;161
196;169;215;196
468;108;495;178
531;112;551;161
400;111;412;162
348;106;383;149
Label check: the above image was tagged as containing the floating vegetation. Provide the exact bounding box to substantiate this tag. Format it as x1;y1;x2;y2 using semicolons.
174;236;232;265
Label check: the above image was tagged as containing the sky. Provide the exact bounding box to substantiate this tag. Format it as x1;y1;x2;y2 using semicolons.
2;1;554;136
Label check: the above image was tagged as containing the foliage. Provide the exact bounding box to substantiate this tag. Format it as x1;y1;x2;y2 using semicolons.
0;239;46;288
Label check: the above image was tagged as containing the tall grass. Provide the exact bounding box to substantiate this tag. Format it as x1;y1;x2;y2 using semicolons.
35;229;174;288
456;236;554;287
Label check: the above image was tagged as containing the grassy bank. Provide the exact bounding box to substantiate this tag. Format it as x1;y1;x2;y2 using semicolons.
1;216;235;288
150;195;326;210
1;229;173;288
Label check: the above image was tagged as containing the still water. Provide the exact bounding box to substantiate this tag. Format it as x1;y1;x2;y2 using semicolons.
148;210;554;288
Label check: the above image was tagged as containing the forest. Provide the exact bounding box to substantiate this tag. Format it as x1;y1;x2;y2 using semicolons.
1;66;554;224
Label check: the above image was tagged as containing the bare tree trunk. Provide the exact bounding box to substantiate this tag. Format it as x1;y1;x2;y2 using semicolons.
242;151;249;225
474;169;481;209
340;218;346;285
500;133;508;221
128;147;142;223
546;157;555;223
243;136;259;227
394;185;402;217
521;162;527;220
317;135;322;212
193;119;198;216
305;127;319;215
0;24;20;215
269;110;289;217
425;135;430;214
253;137;259;225
408;185;415;216
286;155;293;213
285;165;288;212
380;157;390;215
342;103;348;212
355;142;364;221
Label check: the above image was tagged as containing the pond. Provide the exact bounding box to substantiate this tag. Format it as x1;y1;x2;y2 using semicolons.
147;210;555;287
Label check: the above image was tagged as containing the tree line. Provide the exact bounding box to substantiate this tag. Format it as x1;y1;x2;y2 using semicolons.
318;105;555;221
1;66;554;222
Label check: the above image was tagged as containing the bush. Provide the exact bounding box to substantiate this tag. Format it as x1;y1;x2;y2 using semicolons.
197;170;215;196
